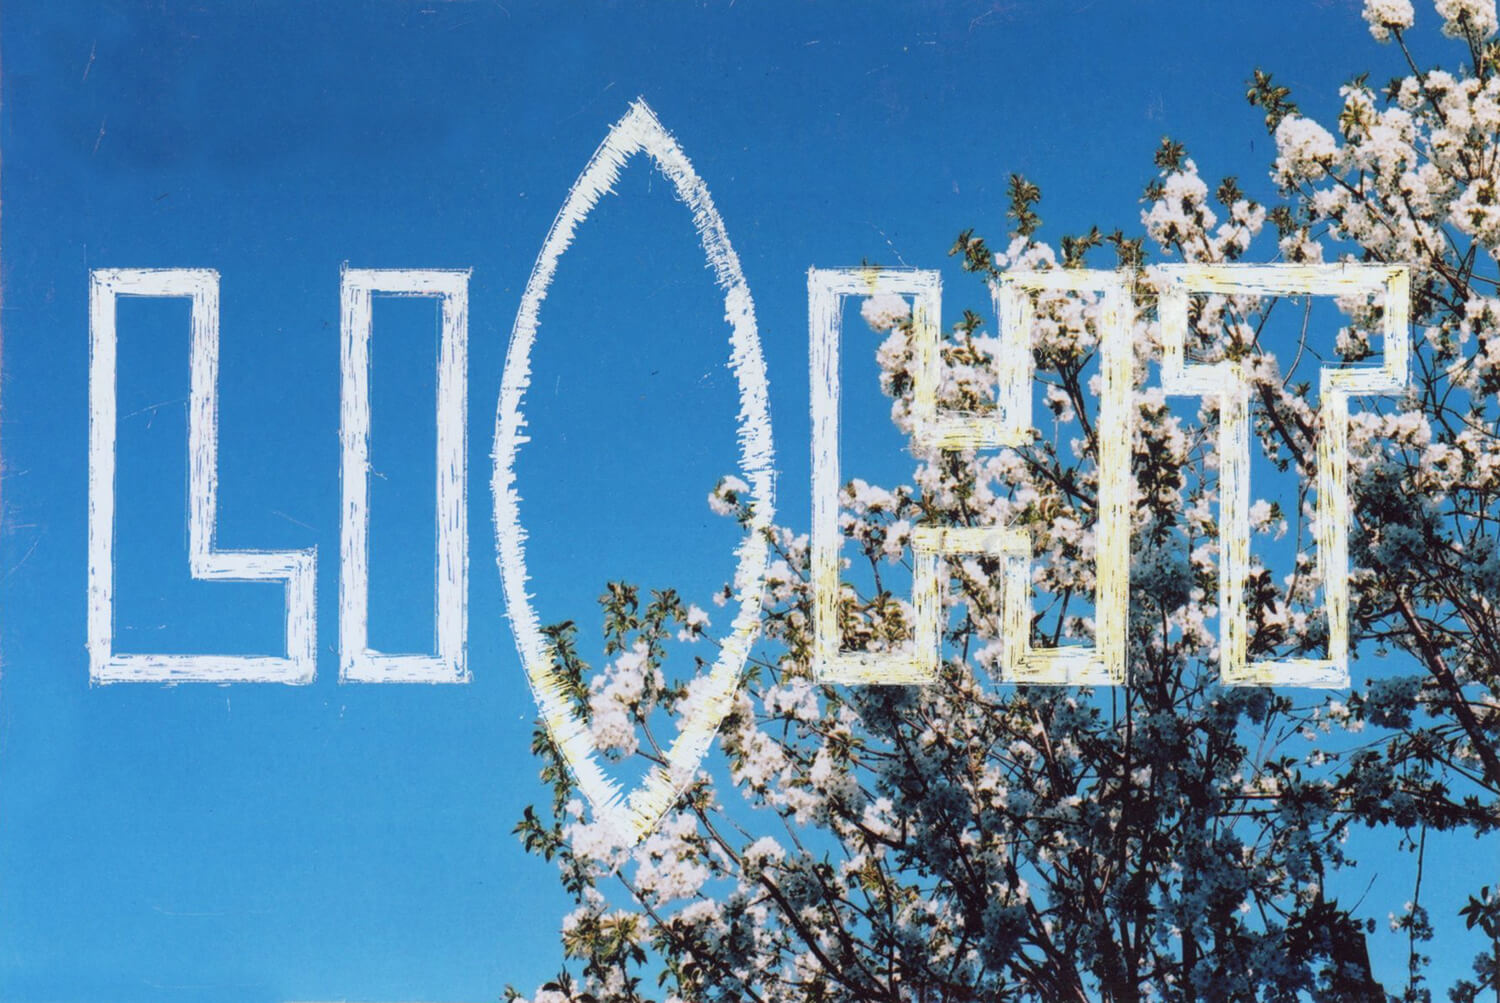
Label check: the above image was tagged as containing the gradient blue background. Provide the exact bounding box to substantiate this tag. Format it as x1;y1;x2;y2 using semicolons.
0;1;1470;1000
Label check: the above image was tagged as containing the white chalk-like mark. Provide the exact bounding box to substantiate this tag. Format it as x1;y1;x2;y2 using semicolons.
808;267;943;684
493;99;775;845
339;267;470;684
984;270;1133;685
1158;263;1410;688
809;268;1133;686
87;268;317;683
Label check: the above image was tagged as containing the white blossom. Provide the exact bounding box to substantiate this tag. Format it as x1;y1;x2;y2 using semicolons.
1363;0;1415;39
1436;0;1497;37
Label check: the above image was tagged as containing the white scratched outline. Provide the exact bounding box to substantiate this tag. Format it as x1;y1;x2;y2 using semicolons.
1157;263;1410;687
339;267;471;684
809;267;943;684
985;270;1133;685
492;99;775;845
87;268;317;684
809;268;1133;686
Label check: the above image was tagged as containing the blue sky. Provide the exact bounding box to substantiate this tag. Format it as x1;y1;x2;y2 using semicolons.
0;1;1471;1000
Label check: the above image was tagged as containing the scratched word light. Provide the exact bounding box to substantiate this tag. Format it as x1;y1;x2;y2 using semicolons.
85;147;1409;852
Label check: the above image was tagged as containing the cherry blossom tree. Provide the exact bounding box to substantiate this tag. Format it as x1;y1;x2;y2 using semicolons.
509;2;1500;999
